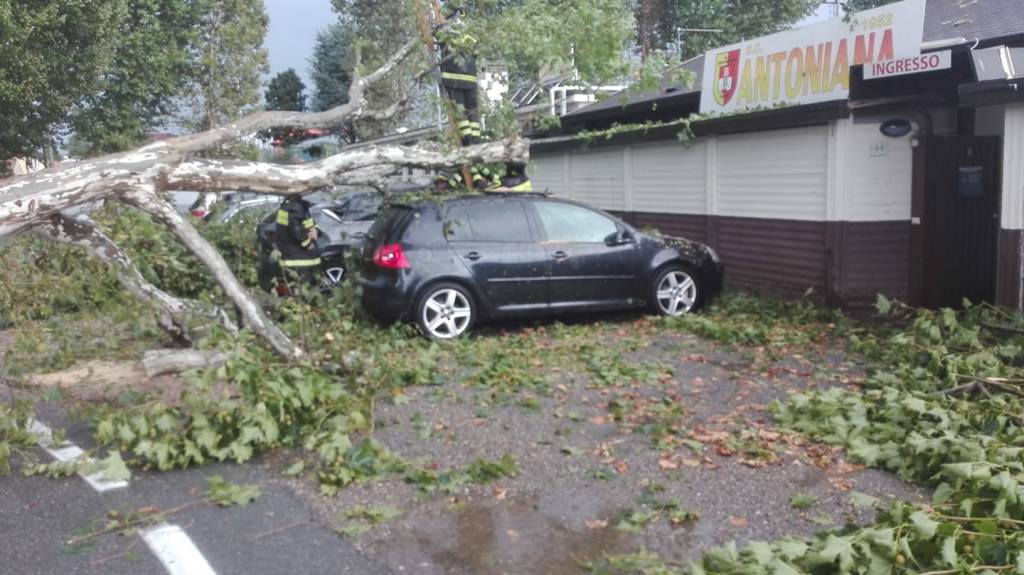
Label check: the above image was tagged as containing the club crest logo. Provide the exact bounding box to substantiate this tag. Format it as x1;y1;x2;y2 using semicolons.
713;49;741;106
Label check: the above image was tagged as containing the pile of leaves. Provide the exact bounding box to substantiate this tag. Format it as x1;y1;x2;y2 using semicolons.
683;298;1024;574
0;398;35;474
664;292;844;351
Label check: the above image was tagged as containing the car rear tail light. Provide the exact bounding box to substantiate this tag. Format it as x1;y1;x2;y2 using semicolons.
373;243;410;269
190;208;208;219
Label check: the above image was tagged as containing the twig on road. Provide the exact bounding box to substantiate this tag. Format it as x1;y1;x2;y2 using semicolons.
247;518;315;542
88;537;142;567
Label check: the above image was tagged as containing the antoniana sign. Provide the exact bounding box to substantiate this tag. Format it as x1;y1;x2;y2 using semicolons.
699;0;926;114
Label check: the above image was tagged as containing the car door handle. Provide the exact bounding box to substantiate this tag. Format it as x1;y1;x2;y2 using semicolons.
466;251;482;261
552;251;568;260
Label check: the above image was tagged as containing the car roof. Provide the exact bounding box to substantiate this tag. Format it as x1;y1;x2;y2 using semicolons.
395;193;622;224
400;191;556;208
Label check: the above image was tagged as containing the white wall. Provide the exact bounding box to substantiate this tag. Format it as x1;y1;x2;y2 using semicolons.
1002;103;1024;231
716;126;829;221
529;155;567;197
841;119;914;221
568;148;627;211
630;141;708;215
530;119;915;223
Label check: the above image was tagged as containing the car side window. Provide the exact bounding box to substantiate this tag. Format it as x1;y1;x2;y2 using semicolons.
445;200;533;242
534;201;617;243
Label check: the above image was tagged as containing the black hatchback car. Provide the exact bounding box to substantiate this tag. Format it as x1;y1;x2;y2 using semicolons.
358;193;723;339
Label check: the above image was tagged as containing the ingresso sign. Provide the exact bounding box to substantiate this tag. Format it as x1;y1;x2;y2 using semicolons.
863;50;952;79
699;0;926;114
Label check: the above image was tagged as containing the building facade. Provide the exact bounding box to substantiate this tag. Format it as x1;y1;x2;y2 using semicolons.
529;0;1024;309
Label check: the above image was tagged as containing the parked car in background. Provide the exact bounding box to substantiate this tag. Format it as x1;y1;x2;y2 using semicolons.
358;193;723;339
257;190;384;291
216;192;282;223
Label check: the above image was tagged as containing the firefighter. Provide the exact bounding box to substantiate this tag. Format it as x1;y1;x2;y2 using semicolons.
488;163;533;192
274;196;321;288
437;9;481;146
470;165;500;191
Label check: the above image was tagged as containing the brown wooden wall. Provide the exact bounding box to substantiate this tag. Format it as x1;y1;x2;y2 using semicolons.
832;221;912;307
611;210;912;308
996;229;1023;309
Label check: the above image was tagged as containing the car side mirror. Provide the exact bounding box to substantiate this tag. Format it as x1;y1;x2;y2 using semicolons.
606;230;634;246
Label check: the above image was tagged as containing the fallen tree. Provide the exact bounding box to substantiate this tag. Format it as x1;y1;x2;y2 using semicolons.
0;36;528;362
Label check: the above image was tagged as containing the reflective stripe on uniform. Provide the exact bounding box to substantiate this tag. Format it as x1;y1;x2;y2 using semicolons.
302;218;315;229
276;210;289;225
301;238;313;248
280;257;321;268
441;72;477;83
458;120;471;128
510;181;533;192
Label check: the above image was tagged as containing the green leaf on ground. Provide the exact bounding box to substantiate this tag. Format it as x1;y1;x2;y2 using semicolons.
206;475;261;507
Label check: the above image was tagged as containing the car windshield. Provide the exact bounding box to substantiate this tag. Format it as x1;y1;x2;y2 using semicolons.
326;193;382;221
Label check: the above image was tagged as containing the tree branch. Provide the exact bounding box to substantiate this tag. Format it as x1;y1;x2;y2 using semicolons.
36;213;239;342
164;38;420;155
120;186;303;361
159;138;529;195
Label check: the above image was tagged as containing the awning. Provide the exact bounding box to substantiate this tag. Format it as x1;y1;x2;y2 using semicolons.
959;46;1024;107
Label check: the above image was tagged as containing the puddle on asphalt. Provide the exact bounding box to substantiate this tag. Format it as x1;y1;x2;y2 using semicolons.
421;495;634;575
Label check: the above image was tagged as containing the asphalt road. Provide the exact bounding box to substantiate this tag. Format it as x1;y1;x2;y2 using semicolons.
1;403;391;575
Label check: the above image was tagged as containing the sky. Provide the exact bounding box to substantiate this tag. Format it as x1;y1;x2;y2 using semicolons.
262;0;835;89
263;0;336;88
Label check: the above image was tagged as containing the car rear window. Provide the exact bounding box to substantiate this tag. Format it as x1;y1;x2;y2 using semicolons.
367;206;412;242
445;200;533;242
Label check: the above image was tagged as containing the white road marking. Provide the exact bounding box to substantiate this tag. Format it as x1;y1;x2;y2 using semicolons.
29;420;219;575
141;524;218;575
27;420;128;492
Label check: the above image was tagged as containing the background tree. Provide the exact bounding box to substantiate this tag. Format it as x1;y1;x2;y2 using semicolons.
266;69;307;113
264;69;308;147
0;2;125;165
309;22;353;113
633;0;820;60
183;0;270;133
843;0;894;12
69;0;200;156
330;0;421;140
635;0;675;61
471;0;635;84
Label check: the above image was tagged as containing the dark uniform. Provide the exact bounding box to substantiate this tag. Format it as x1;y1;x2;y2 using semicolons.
439;36;481;145
275;197;320;286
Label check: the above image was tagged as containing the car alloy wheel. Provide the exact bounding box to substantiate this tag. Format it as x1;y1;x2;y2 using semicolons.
324;267;345;286
421;287;473;339
655;269;697;316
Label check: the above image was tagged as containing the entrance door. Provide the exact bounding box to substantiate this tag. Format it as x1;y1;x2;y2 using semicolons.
923;136;1002;308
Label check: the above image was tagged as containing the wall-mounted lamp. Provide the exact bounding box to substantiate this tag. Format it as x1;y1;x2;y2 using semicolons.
880;119;913;137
